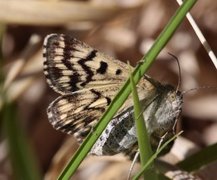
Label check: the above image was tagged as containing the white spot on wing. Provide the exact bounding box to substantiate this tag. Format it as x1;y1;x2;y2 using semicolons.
54;56;63;62
54;48;64;54
118;126;137;149
58;76;70;83
90;119;115;156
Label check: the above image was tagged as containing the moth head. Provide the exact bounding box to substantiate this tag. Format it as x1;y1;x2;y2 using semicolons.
163;85;183;120
145;84;183;133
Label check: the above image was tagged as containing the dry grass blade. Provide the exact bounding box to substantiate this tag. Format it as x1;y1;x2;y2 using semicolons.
176;0;217;69
0;1;145;25
3;34;41;90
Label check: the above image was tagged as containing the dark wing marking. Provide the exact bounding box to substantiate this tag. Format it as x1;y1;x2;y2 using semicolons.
47;86;122;143
43;34;130;95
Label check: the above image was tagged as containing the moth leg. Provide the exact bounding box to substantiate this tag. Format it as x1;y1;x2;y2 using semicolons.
127;150;140;180
172;115;180;133
156;131;169;151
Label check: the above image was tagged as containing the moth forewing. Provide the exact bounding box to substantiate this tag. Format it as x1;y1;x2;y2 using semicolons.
43;34;183;157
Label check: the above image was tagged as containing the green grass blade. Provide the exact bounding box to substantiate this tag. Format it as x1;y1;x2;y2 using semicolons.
129;65;157;180
133;131;183;180
58;0;197;179
2;102;41;180
177;142;217;171
0;25;41;180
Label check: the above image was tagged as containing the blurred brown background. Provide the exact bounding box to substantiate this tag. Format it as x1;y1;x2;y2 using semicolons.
0;0;216;179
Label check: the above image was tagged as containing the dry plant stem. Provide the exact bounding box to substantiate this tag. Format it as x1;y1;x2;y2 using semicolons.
3;34;41;90
0;1;146;25
0;77;38;110
176;0;217;69
0;35;41;111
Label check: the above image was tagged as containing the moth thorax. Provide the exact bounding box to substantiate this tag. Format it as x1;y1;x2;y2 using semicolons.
143;85;183;134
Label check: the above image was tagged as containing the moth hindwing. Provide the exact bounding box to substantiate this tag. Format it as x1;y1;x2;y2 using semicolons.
43;34;183;156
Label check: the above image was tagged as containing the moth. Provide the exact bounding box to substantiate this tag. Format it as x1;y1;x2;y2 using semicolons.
43;34;183;157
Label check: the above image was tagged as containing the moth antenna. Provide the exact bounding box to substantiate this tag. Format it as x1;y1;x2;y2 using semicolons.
168;53;182;93
182;86;217;95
